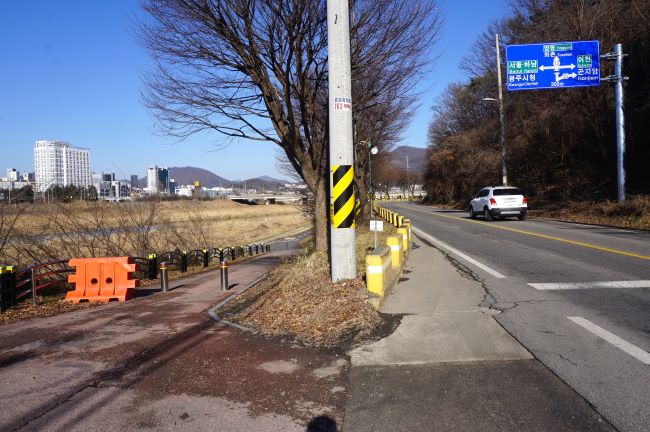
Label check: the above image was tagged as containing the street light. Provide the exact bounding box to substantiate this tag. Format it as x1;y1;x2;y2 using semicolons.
366;141;378;217
482;96;507;186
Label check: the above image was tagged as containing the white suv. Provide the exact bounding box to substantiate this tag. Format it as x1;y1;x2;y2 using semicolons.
469;187;528;221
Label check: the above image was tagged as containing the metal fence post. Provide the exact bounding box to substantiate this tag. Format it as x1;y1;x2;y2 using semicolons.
31;267;37;307
160;262;169;292
181;252;188;273
220;261;229;291
148;253;158;280
0;266;8;312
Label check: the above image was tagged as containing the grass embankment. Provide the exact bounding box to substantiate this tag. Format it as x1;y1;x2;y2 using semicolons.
221;224;398;349
529;196;650;230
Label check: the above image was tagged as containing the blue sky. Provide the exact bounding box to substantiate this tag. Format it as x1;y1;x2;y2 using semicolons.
0;0;508;181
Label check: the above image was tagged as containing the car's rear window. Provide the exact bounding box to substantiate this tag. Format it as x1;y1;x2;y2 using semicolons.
493;188;521;196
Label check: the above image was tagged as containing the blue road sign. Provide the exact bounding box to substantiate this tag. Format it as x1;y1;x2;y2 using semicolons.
505;41;600;91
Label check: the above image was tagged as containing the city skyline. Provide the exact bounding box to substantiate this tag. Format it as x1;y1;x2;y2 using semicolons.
0;1;508;180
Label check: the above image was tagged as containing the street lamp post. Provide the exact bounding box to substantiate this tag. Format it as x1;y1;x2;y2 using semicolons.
482;96;507;186
367;142;378;217
482;34;508;187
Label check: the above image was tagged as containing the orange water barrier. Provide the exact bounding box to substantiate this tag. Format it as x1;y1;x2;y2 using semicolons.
66;257;139;303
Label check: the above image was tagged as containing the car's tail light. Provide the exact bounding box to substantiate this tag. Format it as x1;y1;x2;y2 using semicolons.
489;197;497;205
522;197;528;204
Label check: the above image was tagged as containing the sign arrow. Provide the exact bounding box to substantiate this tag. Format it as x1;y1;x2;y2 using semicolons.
554;72;578;81
540;63;576;71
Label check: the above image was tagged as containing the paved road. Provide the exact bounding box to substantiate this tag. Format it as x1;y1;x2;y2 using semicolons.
385;202;650;432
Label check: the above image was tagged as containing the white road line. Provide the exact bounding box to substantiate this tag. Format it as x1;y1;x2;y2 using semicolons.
529;280;650;290
412;226;507;279
568;316;650;365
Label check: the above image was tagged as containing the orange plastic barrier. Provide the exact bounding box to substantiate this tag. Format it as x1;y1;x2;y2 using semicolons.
66;257;140;303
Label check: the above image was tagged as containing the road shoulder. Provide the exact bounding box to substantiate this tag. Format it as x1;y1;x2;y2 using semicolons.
344;237;615;431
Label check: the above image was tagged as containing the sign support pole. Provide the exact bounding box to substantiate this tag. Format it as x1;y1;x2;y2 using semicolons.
496;34;508;186
327;0;356;282
602;43;627;203
614;43;625;203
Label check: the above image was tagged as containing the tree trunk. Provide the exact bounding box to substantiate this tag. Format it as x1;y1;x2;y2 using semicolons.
312;179;329;252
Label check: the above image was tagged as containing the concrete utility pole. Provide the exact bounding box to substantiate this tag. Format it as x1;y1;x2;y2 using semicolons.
496;34;507;186
602;43;627;203
327;0;356;282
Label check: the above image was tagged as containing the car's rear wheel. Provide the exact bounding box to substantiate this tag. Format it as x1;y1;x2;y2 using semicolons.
518;213;527;221
484;207;493;221
469;206;476;219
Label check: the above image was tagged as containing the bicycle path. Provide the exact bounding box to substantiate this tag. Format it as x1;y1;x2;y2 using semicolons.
0;242;346;431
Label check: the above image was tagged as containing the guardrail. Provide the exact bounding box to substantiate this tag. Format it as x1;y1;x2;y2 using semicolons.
1;242;271;312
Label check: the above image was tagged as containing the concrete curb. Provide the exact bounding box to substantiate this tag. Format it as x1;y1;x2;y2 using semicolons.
206;274;269;332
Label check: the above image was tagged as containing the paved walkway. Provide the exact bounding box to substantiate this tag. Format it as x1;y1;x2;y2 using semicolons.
343;238;615;431
0;245;347;431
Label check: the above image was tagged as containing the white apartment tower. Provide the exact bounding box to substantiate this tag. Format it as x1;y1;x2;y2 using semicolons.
146;166;170;194
34;140;91;192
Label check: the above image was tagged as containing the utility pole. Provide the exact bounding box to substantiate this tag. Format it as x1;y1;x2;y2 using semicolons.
406;155;410;197
496;34;507;186
327;0;356;282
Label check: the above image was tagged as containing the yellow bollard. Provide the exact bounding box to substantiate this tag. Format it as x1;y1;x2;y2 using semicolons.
386;235;402;269
397;227;408;254
366;246;391;297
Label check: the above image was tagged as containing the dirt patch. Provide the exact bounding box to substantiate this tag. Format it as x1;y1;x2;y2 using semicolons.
220;250;387;350
0;295;103;325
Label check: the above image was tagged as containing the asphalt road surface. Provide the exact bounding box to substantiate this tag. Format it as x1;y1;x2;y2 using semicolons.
384;202;650;432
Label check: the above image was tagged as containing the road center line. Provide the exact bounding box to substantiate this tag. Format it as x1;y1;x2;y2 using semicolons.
401;205;650;261
529;280;650;290
412;226;507;279
568;316;650;365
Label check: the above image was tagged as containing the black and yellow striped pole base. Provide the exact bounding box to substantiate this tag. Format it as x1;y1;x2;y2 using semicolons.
331;164;356;228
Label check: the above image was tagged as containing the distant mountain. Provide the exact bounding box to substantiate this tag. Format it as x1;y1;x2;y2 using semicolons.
136;166;294;190
232;176;288;192
388;146;427;174
168;166;231;188
255;175;286;184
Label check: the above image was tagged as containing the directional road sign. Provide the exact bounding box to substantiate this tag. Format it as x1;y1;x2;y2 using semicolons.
505;40;600;91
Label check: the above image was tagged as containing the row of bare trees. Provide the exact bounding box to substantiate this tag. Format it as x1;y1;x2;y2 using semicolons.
140;0;441;252
0;201;161;267
425;0;650;203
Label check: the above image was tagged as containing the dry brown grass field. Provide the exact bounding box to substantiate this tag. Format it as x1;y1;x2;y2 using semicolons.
0;199;310;266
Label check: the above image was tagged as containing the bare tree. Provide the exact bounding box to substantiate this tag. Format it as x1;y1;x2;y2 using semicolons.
0;203;22;263
140;0;441;251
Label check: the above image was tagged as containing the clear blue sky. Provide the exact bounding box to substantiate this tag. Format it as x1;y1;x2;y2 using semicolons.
0;0;508;181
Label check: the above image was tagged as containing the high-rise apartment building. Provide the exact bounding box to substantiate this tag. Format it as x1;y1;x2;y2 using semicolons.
5;169;19;182
146;166;170;194
34;140;91;192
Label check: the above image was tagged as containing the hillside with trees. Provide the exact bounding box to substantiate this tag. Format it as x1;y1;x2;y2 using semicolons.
425;0;650;204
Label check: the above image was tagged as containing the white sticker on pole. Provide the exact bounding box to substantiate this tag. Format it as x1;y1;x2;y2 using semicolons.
370;220;383;232
334;96;352;111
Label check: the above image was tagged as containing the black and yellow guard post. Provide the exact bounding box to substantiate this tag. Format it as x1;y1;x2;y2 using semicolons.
331;165;356;228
